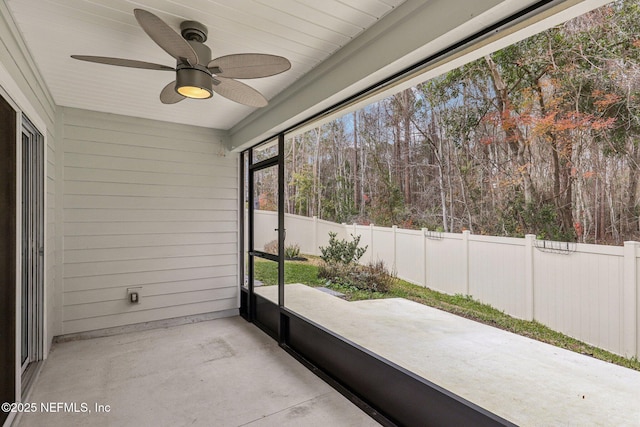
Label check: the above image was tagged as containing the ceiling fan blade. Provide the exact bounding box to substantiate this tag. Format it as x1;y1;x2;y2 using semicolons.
160;81;185;104
71;55;175;71
211;76;267;107
134;9;198;65
208;54;291;79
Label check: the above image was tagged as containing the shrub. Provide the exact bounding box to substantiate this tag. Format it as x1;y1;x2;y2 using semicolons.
285;243;301;259
318;258;395;293
319;232;367;265
352;259;396;293
318;261;357;286
263;241;303;260
263;240;278;255
318;231;395;293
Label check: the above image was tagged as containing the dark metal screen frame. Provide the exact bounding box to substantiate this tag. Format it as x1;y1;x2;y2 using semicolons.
243;137;284;334
237;2;565;424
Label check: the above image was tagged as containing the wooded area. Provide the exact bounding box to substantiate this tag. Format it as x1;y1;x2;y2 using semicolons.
269;1;640;244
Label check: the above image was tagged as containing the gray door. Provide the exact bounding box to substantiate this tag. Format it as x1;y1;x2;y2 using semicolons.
21;116;44;383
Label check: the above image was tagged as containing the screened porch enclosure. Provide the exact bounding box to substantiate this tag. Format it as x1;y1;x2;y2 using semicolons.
2;0;634;426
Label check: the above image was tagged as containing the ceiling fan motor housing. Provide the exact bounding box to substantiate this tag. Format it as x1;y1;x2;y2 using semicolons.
176;66;213;97
180;20;208;43
174;36;214;98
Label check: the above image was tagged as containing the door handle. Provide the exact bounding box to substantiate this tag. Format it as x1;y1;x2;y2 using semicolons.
274;228;287;240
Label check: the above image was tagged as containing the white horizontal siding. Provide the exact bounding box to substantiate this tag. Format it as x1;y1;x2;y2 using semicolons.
64;209;236;223
64;152;236;176
64;276;236;305
65;265;237;292
64;288;238;321
65;243;236;263
65;167;237;188
64;181;237;199
61;108;238;333
64;232;236;250
64;221;237;236
62;299;237;334
63;195;236;210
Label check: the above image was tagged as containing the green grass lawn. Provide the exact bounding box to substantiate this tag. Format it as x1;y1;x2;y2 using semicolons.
253;257;640;371
253;258;324;286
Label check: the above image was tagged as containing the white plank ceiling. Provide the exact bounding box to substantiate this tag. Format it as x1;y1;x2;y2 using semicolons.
6;0;405;130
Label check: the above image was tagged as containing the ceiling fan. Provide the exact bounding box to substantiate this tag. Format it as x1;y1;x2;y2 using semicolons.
71;8;291;107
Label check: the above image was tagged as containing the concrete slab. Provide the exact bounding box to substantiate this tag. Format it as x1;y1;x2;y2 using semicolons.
17;316;377;427
257;284;640;426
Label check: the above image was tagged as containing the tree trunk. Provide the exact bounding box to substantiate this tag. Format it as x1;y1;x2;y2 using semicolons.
402;90;412;205
291;135;297;214
484;55;535;204
312;129;321;217
353;111;360;214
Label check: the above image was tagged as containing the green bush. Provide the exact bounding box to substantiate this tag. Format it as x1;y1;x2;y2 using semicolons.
318;231;395;292
319;232;367;265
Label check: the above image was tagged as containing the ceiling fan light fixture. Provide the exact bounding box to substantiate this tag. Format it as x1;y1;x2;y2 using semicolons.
177;85;211;99
176;67;212;99
71;9;290;107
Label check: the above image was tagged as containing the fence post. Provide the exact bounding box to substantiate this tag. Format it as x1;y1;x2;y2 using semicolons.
370;223;375;263
623;241;639;358
313;216;318;256
422;228;428;288
462;230;470;295
524;234;536;321
392;225;398;272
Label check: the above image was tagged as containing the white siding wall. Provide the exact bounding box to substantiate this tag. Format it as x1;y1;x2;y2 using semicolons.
61;108;237;334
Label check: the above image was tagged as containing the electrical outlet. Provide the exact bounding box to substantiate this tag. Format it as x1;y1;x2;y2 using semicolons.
127;287;142;304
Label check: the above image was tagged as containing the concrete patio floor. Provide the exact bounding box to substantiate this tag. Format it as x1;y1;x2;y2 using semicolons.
257;284;640;426
16;316;377;427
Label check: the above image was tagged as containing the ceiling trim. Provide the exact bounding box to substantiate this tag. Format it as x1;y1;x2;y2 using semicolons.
0;1;55;131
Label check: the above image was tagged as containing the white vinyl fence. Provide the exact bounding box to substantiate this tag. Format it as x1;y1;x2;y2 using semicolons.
253;210;640;359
